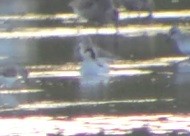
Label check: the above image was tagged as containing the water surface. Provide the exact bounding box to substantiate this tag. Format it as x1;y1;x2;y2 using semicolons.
0;0;190;135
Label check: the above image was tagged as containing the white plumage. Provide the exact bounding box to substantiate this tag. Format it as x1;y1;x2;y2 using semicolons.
77;37;110;77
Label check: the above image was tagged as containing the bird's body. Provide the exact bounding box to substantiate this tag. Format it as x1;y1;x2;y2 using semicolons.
76;36;110;77
69;0;118;24
80;58;109;76
169;26;190;55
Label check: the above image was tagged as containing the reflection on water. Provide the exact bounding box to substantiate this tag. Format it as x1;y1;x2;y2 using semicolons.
0;10;190;21
0;26;168;39
0;56;187;109
0;10;190;38
0;89;43;94
0;89;43;108
119;10;190;20
1;1;190;135
79;75;110;88
0;114;190;135
16;97;174;112
0;13;76;21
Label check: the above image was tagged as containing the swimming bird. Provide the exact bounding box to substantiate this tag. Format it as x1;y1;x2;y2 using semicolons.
169;26;190;55
119;0;154;18
69;0;119;25
76;36;110;77
0;65;29;88
75;36;118;60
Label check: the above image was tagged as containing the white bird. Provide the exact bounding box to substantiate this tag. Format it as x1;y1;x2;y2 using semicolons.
69;0;119;25
76;36;110;77
0;65;28;89
169;26;190;55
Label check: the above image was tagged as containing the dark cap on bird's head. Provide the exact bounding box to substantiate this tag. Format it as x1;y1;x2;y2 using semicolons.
85;48;96;60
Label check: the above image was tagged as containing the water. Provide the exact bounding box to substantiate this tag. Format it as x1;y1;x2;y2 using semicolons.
0;0;190;136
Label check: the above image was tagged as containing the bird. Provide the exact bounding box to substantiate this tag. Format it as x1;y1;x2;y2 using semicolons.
0;65;29;88
118;0;154;19
75;36;118;61
76;36;110;77
169;26;190;55
69;0;119;25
